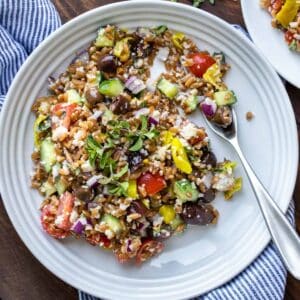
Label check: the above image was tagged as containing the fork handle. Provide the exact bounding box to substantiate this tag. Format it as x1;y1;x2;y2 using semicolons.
232;139;300;279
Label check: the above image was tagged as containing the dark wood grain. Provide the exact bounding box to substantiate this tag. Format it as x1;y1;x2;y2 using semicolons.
0;0;299;299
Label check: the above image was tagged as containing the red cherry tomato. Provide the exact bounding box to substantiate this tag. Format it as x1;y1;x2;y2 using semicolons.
285;31;294;44
136;240;164;264
271;0;283;13
188;52;216;78
137;173;166;196
86;233;111;248
52;103;77;129
55;191;75;231
41;204;69;239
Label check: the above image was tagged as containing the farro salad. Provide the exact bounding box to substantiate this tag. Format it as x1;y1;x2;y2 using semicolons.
261;0;300;51
31;25;242;264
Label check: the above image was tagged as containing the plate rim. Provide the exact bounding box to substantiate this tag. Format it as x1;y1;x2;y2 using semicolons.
0;1;298;299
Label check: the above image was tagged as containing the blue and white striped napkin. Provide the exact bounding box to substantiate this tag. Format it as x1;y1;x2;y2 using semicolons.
0;1;295;299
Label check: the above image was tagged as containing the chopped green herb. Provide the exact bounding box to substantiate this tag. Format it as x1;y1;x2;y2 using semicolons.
108;181;129;197
129;137;143;151
153;25;168;35
128;115;159;151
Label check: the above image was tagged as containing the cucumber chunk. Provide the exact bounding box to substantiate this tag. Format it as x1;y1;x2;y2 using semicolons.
157;78;178;99
174;179;199;202
101;213;123;234
40;138;56;172
213;90;237;106
99;79;124;97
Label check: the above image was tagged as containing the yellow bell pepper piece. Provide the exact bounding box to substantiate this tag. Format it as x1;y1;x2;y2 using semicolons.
224;177;242;200
34;114;47;148
172;32;185;50
113;37;132;62
127;179;138;199
276;0;300;28
161;130;174;145
203;63;223;89
159;205;176;224
171;138;192;174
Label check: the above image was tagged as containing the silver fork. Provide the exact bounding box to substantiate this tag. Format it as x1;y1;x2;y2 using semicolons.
203;108;300;279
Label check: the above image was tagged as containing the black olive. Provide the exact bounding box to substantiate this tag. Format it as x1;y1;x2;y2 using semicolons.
110;94;131;114
85;88;103;106
180;203;216;225
97;55;117;73
201;151;217;168
74;186;94;202
128;152;143;172
199;188;216;204
211;106;233;128
130;201;149;215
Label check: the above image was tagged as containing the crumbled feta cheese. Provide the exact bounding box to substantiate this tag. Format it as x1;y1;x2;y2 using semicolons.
54;215;64;226
89;110;102;120
155;146;169;161
201;172;213;189
81;160;94;172
152;214;163;228
52;164;60;179
180;122;198;140
212;173;235;192
52;126;68;141
76;66;84;73
39;101;50;114
120;203;129;211
289;22;298;28
70;210;79;223
105;229;114;239
151;110;160;121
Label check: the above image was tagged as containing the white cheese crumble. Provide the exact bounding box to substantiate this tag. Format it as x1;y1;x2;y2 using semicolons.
180;122;198;140
69;210;79;223
212;173;235;192
81;160;94;172
54;214;64;226
105;229;114;239
52;126;68;141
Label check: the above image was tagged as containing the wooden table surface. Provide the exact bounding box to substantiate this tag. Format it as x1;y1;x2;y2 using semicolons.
0;0;299;299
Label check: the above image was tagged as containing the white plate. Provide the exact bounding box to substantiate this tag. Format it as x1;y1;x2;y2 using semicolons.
0;2;298;299
241;0;300;88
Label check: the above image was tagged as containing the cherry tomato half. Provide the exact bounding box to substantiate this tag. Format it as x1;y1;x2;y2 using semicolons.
52;103;77;129
55;191;75;231
86;233;111;248
188;52;216;78
285;31;294;44
41;204;69;239
136;240;164;264
137;173;166;196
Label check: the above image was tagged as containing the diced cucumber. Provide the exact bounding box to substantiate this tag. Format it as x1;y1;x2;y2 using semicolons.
66;89;82;104
183;95;198;111
40;138;56;172
157;78;178;99
95;28;114;48
174;179;199;202
41;181;56;197
55;177;67;195
213;90;237;106
101;213;123;234
99;79;124;97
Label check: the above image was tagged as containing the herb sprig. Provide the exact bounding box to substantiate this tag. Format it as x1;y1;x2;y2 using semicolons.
129;115;159;151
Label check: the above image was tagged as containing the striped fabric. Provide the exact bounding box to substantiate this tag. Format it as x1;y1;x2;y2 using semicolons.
0;1;295;300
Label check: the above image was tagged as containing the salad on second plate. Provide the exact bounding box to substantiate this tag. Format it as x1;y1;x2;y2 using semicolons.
261;0;300;51
31;25;241;264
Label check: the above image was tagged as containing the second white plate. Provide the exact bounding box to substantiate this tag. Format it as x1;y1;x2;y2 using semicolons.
241;0;300;88
0;1;298;299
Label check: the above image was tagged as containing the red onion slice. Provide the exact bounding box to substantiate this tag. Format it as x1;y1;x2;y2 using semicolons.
201;98;217;117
